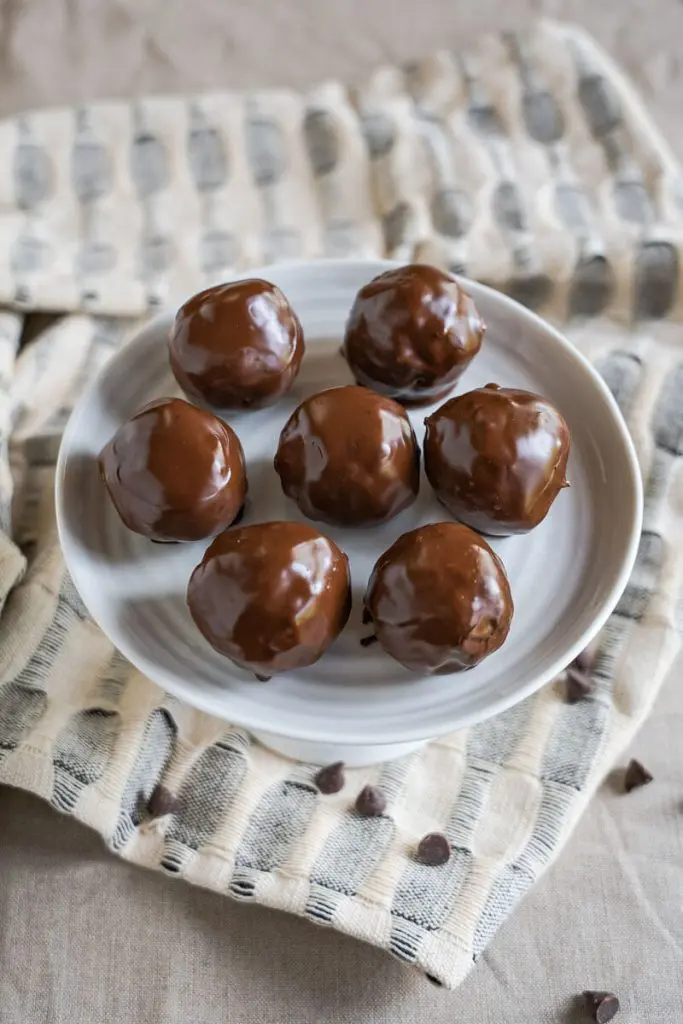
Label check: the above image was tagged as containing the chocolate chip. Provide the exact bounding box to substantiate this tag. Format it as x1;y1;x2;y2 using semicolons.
360;634;378;647
315;761;345;795
147;784;180;818
583;990;620;1023
416;832;451;866
624;758;653;792
355;784;387;816
425;973;443;987
565;666;595;703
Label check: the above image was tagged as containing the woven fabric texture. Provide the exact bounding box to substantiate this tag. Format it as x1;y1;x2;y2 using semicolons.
0;19;680;989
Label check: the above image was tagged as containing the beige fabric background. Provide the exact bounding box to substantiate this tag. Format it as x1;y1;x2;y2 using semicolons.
1;2;683;1021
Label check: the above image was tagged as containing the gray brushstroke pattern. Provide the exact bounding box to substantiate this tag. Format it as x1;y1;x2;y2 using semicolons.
13;585;83;691
161;732;249;875
131;105;171;306
13;118;53;210
390;700;533;962
110;708;177;852
593;349;643;420
52;707;120;812
459;53;550;309
571;38;677;320
187;105;228;192
246;114;287;188
506;33;613;318
0;682;47;766
246;102;300;263
231;765;318;900
306;754;416;924
72;108;113;202
304;109;340;177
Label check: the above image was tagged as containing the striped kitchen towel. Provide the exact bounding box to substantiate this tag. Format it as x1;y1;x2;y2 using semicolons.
0;19;681;989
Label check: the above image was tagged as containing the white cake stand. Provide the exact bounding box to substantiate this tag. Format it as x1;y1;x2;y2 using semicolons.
55;260;642;766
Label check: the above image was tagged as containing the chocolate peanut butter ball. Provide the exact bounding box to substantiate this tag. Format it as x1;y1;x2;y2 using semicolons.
274;385;420;527
342;264;485;405
99;397;247;542
169;279;304;410
364;522;513;674
187;521;351;676
424;384;570;536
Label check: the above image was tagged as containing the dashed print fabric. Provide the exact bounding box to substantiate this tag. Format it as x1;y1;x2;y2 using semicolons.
0;20;681;989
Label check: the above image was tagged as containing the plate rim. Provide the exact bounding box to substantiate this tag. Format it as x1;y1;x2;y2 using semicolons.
55;258;644;745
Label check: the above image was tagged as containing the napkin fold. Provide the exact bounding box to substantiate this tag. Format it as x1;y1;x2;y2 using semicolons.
0;19;681;989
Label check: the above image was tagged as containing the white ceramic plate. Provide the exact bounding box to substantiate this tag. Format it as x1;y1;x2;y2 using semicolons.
56;260;642;763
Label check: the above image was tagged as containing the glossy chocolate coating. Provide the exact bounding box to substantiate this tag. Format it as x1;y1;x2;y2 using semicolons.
187;521;351;675
424;384;570;536
342;264;485;405
169;279;304;410
99;397;247;542
364;522;513;674
274;385;420;527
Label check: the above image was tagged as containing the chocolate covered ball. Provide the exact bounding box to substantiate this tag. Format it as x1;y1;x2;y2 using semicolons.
424;384;570;536
169;279;304;409
364;522;513;674
342;264;485;405
274;385;420;527
99;397;247;542
187;521;351;676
